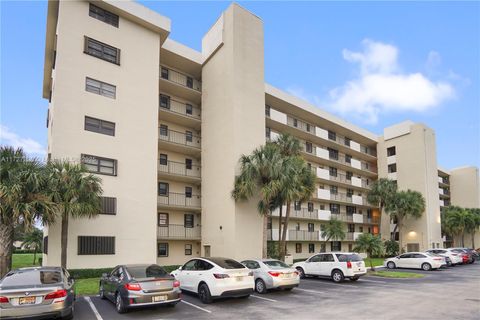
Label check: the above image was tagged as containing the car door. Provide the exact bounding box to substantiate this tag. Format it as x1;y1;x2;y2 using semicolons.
396;254;412;268
242;260;262;279
304;254;322;275
105;267;121;300
412;253;427;268
320;253;335;276
177;259;197;292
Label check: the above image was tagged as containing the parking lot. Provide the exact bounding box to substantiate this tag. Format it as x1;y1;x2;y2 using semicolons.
74;263;480;320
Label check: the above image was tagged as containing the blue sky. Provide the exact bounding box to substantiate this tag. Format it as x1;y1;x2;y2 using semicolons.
1;1;479;169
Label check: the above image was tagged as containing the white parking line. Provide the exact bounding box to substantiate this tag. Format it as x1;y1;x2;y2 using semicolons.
181;300;212;313
84;296;103;320
295;288;326;294
360;279;388;284
251;294;278;302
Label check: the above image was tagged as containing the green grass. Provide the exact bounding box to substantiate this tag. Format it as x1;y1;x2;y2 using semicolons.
75;278;100;296
363;258;385;267
12;254;41;269
369;270;424;278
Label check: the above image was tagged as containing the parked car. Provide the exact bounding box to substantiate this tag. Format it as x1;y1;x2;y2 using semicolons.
425;249;463;266
450;248;476;264
0;267;75;319
384;252;445;271
293;252;367;283
99;264;180;313
241;259;300;294
170;257;254;304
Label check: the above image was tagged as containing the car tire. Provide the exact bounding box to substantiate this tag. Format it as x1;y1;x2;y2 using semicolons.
99;284;106;300
255;279;267;294
62;306;74;320
387;262;396;269
198;283;213;304
115;293;127;314
331;270;344;283
421;263;432;271
296;267;306;279
350;277;359;281
284;287;294;291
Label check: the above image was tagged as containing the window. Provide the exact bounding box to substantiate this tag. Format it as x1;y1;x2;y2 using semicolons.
306;123;311;132
347;189;354;197
345;154;352;164
348;244;353;251
328;148;338;160
330;203;340;214
331;241;341;251
295;243;302;253
160;94;170;109
185;244;192;255
320;204;325;210
159;124;168;136
84;37;120;64
265;127;271;139
346;171;353;180
348;224;355;232
306;142;313;153
329;167;337;177
185;158;192;170
295;223;300;231
158;213;169;226
308;223;314;232
185;131;193;142
344;137;351;147
185;187;192;198
159;154;168;165
294;201;301;210
78;236;115;255
387;146;396;156
308;243;315;253
320;243;326;253
359;226;363;232
265;105;271;117
293;118;298;127
81;154;117;176
388;163;397;173
186;76;193;88
161;67;169;79
346;206;356;214
186;104;193;115
85;77;116;99
157;243;168;257
43;236;48;254
158;182;169;196
84;116;115;136
330;186;338;194
89;3;119;27
328;130;336;141
322;253;335;262
307;202;314;212
184;214;194;228
101;197;116;215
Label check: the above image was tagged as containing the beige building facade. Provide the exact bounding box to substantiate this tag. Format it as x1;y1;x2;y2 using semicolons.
42;0;479;269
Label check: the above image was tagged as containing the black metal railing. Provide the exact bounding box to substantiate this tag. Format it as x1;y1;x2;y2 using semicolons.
158;160;201;178
158;128;201;149
158;224;201;239
157;192;201;208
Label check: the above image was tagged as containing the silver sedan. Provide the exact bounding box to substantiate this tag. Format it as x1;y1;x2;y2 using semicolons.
241;259;300;294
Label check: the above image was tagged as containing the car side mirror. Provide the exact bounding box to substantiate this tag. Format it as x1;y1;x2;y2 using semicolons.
102;273;108;278
178;266;183;271
396;256;400;259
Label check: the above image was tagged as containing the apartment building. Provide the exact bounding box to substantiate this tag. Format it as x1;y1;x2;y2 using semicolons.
42;0;479;269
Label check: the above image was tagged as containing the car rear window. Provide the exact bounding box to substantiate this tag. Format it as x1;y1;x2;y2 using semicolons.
335;254;362;262
208;258;245;269
0;270;62;288
263;260;290;269
126;265;168;279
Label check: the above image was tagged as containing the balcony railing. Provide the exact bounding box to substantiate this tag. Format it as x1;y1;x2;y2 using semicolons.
323;171;370;189
159;129;201;149
331;213;354;222
160;98;201;120
363;216;380;224
158;192;201;208
288;230;319;241
158;160;201;178
160;66;201;91
346;232;354;241
158;224;201;239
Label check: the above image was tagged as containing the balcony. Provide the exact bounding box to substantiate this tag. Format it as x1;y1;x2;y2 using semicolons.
272;206;318;220
158;129;201;156
160;65;201;103
331;213;354;223
346;232;354;241
288;230;319;241
158;192;201;211
314;167;370;190
327;192;370;207
158;224;201;240
159;98;201;130
158;160;201;183
363;216;380;224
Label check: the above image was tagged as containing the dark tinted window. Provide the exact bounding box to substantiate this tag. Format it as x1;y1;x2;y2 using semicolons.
0;270;62;288
336;254;362;262
209;258;245;269
309;255;322;262
195;260;214;271
182;260;197;271
242;260;260;269
126;265;168;279
84;37;120;65
322;254;335;262
263;260;290;269
399;254;412;258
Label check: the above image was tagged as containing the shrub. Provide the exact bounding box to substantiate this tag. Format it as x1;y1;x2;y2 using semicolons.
13;249;38;254
384;239;399;257
293;258;306;264
38;258;43;265
267;242;280;260
68;265;182;279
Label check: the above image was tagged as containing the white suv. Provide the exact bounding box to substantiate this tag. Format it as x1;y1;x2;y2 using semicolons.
293;252;367;283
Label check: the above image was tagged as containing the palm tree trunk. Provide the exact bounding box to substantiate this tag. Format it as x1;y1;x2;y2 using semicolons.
391;224;398;241
472;232;475;249
279;202;291;261
379;204;384;241
461;233;465;247
0;222;14;278
33;249;36;265
278;205;283;255
61;211;69;268
397;220;403;254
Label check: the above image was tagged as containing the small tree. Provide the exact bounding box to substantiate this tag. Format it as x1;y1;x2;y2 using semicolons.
384;239;399;257
321;218;346;249
23;227;43;265
367;179;397;241
353;233;383;270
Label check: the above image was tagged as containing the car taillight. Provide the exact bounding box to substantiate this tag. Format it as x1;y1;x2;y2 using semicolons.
268;271;281;277
173;280;180;288
213;273;230;279
433;258;443;261
45;289;67;300
346;261;352;269
124;283;142;291
0;296;9;303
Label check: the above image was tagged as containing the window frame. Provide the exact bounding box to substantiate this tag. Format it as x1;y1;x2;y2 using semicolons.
184;214;194;228
295;243;302;253
157;242;169;257
159;154;168;166
89;3;119;27
85;77;116;99
185;244;193;255
78;236;115;255
81;154;117;176
84;36;121;65
158;212;169;226
158;182;169;196
84;116;115;136
100;196;117;215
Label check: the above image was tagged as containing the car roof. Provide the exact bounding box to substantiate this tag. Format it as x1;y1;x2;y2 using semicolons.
16;266;62;272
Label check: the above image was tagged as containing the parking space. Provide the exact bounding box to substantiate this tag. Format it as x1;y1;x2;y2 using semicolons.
74;263;480;320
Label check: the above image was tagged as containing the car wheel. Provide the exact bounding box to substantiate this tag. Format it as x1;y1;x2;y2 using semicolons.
284;287;294;291
198;283;213;304
61;305;74;320
255;279;267;294
350;277;359;282
421;263;432;271
99;284;106;300
115;293;127;314
331;270;344;283
387;261;396;269
296;267;306;279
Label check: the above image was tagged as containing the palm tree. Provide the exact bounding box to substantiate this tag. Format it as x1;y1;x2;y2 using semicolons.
466;208;480;248
367;178;397;240
321;217;346;250
23;227;43;265
0;146;56;277
47;160;103;268
387;190;425;253
232;143;283;258
443;206;470;247
353;233;383;270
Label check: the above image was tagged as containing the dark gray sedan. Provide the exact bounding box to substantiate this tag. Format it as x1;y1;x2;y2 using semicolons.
99;264;181;313
0;267;75;319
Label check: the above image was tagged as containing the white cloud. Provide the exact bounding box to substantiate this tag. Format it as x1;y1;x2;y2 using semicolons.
0;125;46;155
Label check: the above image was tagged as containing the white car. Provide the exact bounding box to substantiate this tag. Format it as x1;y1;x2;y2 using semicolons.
170;257;254;304
425;249;463;265
241;259;300;294
384;252;445;271
293;252;367;283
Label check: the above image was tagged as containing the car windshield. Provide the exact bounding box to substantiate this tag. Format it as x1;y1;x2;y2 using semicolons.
0;269;62;289
126;265;168;279
208;258;245;269
336;254;362;262
263;260;290;269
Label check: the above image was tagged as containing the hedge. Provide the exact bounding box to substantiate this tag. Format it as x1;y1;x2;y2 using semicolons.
13;249;39;254
68;265;181;279
293;259;306;264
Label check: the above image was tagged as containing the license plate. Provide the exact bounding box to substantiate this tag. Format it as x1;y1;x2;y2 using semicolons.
155;281;164;286
153;295;167;302
19;297;36;305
